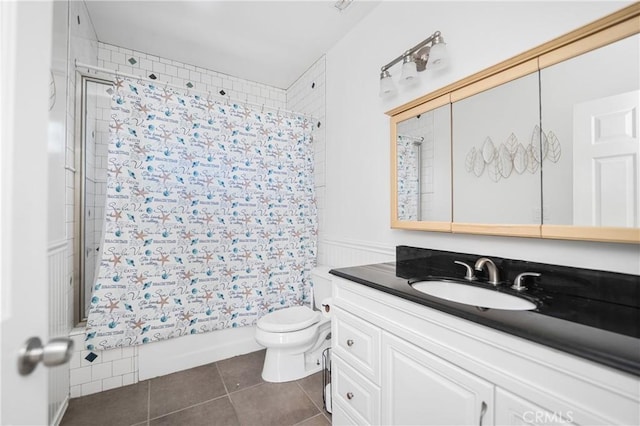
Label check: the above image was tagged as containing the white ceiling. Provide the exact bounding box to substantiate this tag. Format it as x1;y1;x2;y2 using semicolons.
85;1;380;89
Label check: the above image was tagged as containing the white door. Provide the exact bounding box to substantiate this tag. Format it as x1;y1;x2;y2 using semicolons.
1;2;54;425
573;91;640;227
381;333;494;426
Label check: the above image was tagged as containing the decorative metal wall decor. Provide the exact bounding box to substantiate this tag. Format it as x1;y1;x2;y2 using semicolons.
464;125;561;182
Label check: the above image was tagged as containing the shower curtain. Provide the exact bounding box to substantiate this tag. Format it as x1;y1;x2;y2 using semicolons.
84;78;317;350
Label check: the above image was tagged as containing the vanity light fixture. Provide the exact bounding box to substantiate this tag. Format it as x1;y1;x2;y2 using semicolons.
379;30;448;97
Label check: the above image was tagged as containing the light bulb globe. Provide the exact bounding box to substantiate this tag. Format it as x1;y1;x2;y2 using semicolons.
427;42;448;70
400;60;418;85
379;71;396;97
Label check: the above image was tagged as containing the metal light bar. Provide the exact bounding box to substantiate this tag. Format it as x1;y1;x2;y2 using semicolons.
381;31;443;72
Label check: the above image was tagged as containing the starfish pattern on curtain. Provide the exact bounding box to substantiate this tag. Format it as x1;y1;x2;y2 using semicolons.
85;78;317;350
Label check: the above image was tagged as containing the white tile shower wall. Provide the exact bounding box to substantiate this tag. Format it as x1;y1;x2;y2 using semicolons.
82;88;111;314
68;329;139;398
96;42;287;111
286;56;328;265
84;85;97;315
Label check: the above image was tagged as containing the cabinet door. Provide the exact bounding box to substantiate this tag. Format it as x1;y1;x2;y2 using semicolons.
381;333;494;426
495;388;578;426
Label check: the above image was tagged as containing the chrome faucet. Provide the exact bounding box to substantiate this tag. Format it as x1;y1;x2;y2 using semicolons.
474;257;500;285
511;272;541;292
454;261;477;281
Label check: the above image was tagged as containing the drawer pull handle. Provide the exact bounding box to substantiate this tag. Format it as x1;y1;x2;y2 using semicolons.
346;392;354;400
346;339;354;347
479;401;487;426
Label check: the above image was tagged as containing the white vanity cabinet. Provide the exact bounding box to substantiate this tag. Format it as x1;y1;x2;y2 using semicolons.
382;332;494;426
495;388;578;426
331;276;640;426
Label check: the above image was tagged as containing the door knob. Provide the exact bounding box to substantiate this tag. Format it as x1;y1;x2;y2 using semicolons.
18;337;74;375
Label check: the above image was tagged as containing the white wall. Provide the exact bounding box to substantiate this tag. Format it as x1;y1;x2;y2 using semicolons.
323;1;640;274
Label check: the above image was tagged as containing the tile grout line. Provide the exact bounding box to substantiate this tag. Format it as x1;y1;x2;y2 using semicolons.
147;393;230;423
149;363;233;423
215;362;231;396
226;380;265;396
146;380;151;424
293;413;327;426
214;362;246;425
295;380;325;422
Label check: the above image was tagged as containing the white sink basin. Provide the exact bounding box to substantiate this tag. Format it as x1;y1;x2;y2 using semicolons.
411;280;537;310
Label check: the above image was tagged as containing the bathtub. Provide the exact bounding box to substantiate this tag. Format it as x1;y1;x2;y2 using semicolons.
138;325;262;380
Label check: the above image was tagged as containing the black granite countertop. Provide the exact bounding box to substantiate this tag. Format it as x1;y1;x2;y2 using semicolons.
330;254;640;377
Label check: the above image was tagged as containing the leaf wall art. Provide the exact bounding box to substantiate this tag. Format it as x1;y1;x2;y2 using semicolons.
463;125;561;182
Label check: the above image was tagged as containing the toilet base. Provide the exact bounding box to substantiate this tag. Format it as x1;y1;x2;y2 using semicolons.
261;337;330;383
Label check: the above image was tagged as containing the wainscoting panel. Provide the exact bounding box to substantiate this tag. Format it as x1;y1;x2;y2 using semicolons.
48;241;70;425
319;238;395;268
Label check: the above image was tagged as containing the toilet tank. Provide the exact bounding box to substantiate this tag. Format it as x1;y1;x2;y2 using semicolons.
310;266;333;310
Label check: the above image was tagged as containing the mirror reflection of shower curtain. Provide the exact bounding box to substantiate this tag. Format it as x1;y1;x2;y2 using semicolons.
397;135;423;221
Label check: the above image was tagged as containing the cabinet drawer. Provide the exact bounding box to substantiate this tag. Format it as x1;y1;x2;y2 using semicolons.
333;354;381;425
332;402;359;426
333;306;381;384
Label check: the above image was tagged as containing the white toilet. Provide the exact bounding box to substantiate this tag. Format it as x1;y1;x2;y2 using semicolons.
255;267;333;382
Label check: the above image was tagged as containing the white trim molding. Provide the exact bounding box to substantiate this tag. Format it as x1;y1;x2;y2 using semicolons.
319;237;395;268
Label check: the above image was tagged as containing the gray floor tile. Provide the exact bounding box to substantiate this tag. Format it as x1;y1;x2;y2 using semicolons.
230;381;319;426
217;349;266;392
149;396;239;426
149;363;227;419
295;414;331;426
61;382;149;426
296;372;325;412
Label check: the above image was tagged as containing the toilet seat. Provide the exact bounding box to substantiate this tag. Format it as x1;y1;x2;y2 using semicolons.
257;306;320;333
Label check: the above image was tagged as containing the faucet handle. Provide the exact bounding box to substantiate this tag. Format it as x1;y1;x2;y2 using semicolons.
511;272;541;292
454;261;477;281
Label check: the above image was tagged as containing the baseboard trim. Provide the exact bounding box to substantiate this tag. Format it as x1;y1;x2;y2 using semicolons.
51;397;68;426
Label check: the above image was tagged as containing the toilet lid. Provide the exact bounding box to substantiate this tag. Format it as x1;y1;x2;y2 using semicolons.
257;306;321;333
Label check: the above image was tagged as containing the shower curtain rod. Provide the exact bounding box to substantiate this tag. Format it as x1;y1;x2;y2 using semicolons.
75;61;316;122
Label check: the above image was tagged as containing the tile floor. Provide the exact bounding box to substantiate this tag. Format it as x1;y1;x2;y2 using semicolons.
61;349;331;426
